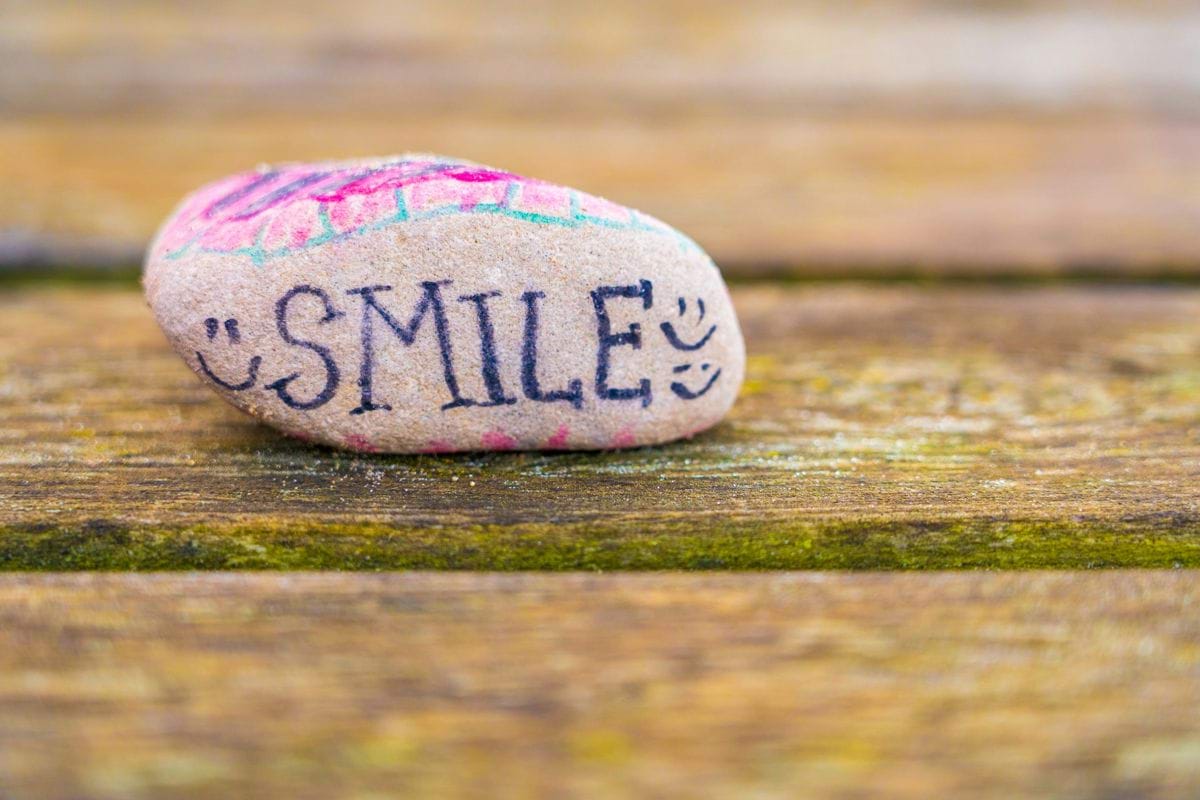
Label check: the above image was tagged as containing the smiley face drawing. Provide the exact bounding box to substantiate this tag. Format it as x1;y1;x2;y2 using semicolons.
661;296;722;400
195;317;261;391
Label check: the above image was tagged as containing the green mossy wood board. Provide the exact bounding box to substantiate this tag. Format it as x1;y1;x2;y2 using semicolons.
1;572;1198;799
2;284;1198;569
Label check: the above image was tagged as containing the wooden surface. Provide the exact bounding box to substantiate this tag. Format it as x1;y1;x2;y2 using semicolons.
9;1;1200;116
3;283;1198;569
4;0;1200;274
1;572;1198;799
6;114;1200;276
7;6;1198;790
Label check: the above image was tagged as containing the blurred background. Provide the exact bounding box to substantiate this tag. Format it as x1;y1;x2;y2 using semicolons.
3;0;1199;278
4;6;1200;798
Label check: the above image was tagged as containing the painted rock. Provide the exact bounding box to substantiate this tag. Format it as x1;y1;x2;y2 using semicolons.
143;154;745;453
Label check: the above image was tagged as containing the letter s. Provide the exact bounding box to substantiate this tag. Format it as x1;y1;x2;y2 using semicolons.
264;285;344;410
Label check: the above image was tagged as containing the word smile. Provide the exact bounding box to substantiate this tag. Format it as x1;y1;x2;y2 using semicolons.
195;279;723;414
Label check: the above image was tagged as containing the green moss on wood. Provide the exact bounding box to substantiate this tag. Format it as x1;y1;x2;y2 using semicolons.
4;517;1200;571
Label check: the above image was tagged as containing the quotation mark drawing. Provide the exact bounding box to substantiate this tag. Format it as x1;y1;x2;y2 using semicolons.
196;317;261;391
661;297;721;399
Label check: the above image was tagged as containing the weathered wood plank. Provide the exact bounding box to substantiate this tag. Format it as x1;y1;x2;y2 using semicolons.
7;0;1200;116
5;114;1200;276
1;572;1198;799
3;0;1200;274
2;284;1198;568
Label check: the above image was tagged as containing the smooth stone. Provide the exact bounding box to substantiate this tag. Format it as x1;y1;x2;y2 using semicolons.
143;154;745;453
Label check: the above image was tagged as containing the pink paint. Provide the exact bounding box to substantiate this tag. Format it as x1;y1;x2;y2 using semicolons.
261;203;317;250
312;161;472;203
578;193;628;223
157;155;694;265
459;180;509;211
172;159;505;244
312;168;397;203
198;216;264;252
326;193;356;231
157;174;251;250
328;189;391;233
609;426;637;449
420;439;457;455
198;171;280;221
545;424;570;449
449;168;515;183
515;182;571;216
481;430;518;451
409;179;472;212
343;434;380;453
218;166;316;222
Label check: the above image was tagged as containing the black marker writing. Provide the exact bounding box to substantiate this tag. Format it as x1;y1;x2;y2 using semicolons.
520;290;583;409
346;281;474;414
459;291;517;407
591;280;653;408
264;285;343;409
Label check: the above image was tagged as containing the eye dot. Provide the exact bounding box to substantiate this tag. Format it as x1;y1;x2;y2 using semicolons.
672;364;691;374
701;363;710;371
204;318;219;339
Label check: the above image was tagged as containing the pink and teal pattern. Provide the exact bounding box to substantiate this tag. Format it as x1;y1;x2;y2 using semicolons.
158;156;699;265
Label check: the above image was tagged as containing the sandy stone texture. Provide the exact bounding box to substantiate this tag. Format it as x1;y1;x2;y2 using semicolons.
143;155;744;453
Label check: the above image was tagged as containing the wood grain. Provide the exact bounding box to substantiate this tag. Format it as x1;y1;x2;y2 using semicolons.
7;0;1199;116
1;572;1198;799
5;114;1200;276
3;284;1199;568
3;0;1200;274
